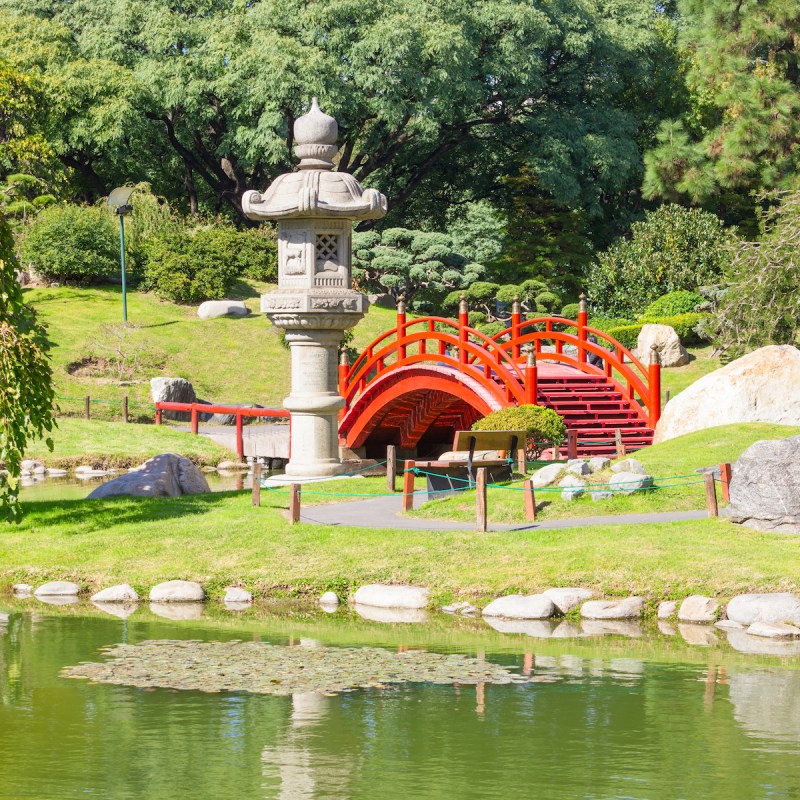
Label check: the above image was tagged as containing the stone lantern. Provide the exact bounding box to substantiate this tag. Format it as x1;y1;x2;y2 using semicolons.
242;98;387;479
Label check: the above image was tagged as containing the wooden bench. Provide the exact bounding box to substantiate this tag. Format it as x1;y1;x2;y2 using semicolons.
411;430;525;500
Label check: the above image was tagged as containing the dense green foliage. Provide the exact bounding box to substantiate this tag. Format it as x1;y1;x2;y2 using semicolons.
588;204;736;318
604;313;709;350
710;191;800;356
444;279;561;321
644;0;800;225
353;228;483;311
0;213;54;520
642;290;705;318
140;225;275;304
472;404;566;460
19;204;117;283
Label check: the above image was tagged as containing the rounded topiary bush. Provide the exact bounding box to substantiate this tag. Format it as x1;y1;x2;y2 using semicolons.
20;204;118;283
642;290;704;318
472;404;566;460
561;302;580;319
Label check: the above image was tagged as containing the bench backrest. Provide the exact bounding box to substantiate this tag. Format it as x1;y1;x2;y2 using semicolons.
452;430;526;452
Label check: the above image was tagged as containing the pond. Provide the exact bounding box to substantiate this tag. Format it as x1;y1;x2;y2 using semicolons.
1;602;799;799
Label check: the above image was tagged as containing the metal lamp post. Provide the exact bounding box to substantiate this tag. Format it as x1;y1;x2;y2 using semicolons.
107;186;135;324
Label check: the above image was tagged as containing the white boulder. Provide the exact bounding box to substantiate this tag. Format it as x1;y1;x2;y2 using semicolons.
587;457;611;473
637;324;690;368
591;491;613;501
655;345;800;443
580;597;644;619
224;587;253;603
543;587;594;614
566;459;590;476
34;581;80;597
531;463;563;488
609;472;653;494
197;300;250;320
482;594;555;619
677;595;720;623
88;453;210;499
352;584;429;609
558;475;586;501
657;601;677;619
726;593;800;626
319;591;340;607
149;580;205;603
747;622;800;639
12;583;33;595
91;584;140;603
611;458;646;475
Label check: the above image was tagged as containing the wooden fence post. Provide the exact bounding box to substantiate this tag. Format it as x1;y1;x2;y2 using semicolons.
123;394;129;423
252;462;261;507
386;444;397;492
236;413;244;462
476;467;487;532
719;463;732;503
155;406;162;425
402;460;416;512
704;472;718;518
615;428;626;459
289;483;301;524
84;395;91;420
567;429;578;459
191;405;199;435
523;479;536;521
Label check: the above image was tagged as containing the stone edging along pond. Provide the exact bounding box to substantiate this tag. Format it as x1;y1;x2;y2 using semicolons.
10;580;800;648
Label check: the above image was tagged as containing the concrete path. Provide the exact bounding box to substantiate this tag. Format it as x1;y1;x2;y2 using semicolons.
298;493;708;531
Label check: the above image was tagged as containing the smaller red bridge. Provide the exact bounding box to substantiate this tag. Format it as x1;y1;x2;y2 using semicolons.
338;298;661;458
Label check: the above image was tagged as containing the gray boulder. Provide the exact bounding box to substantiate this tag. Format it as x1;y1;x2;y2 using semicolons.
678;595;720;623
611;458;646;475
559;474;586;501
726;435;800;532
91;584;140;603
726;593;800;626
566;459;590;476
747;622;800;639
88;453;210;499
609;471;653;494
532;463;563;488
588;457;611;473
352;584;429;609
482;594;555;619
543;587;594;614
197;300;249;320
657;600;677;619
12;583;33;595
580;597;644;619
637;324;690;368
591;491;613;501
150;377;197;421
224;587;253;604
319;591;340;607
149;580;205;603
34;580;80;597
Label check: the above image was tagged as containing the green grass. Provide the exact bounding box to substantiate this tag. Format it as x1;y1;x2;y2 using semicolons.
24;417;230;468
25;282;400;420
408;423;800;524
4;488;800;603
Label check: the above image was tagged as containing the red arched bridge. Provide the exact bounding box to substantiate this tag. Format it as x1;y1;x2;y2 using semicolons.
338;299;661;458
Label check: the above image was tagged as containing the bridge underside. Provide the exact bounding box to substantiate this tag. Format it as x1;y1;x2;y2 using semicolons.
339;366;503;458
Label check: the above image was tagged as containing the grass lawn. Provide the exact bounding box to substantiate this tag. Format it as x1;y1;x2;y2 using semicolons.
408;423;800;524
4;487;800;604
23;417;230;468
25;283;400;420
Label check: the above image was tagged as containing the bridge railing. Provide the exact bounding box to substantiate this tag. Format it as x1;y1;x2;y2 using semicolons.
341;295;661;428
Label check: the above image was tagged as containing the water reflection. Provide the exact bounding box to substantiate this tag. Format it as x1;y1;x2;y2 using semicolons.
353;604;427;624
149;602;206;621
92;601;138;619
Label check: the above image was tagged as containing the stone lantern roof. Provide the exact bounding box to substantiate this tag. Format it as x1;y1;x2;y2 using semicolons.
242;98;387;221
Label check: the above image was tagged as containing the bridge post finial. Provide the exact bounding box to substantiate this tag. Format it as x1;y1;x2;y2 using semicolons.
459;293;468;316
397;294;406;315
525;345;536;367
512;295;521;315
649;343;661;366
339;348;349;366
578;293;587;314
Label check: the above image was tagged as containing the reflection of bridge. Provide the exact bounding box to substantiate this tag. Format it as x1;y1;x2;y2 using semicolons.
339;299;661;458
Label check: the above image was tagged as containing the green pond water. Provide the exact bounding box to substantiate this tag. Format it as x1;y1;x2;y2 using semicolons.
1;602;800;799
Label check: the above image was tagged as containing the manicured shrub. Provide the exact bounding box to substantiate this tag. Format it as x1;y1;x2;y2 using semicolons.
19;204;118;283
587;204;736;318
561;302;580;319
468;311;487;327
642;290;704;318
140;225;277;303
472;404;566;460
605;313;710;350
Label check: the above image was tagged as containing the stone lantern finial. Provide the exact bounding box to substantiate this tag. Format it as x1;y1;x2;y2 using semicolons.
294;97;339;170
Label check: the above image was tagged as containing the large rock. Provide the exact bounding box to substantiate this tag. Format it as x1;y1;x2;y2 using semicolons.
352;584;429;609
543;587;594;614
34;581;80;597
677;595;720;623
654;345;800;443
559;475;586;501
150;377;197;421
482;594;555;619
149;580;205;603
657;600;677;619
611;458;646;475
88;453;210;499
580;597;644;619
91;584;140;603
747;622;800;639
726;435;800;532
531;463;563;488
224;587;253;604
726;593;800;626
197;300;250;320
609;472;653;495
637;324;690;368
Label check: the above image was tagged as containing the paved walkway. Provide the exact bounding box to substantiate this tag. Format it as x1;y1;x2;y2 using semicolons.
298;493;708;531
